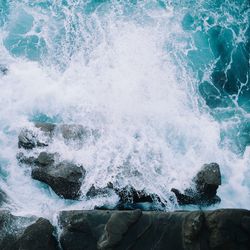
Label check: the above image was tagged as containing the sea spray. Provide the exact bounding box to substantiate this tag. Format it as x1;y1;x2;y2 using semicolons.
0;0;249;218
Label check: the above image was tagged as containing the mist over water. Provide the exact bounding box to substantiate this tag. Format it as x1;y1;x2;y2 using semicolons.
0;0;249;218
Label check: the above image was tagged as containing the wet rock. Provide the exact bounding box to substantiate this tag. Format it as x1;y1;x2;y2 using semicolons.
35;151;57;166
172;163;221;206
18;123;56;150
35;122;56;134
16;218;58;250
18;123;98;150
16;152;36;165
0;189;8;206
31;153;86;199
60;124;91;141
58;209;250;250
0;210;37;250
87;184;164;211
194;163;221;198
205;209;250;250
58;124;100;148
0;211;58;250
18;128;49;149
97;209;142;249
86;184;113;198
0;65;8;75
182;211;204;250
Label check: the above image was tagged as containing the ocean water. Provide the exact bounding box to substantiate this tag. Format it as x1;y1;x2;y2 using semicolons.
0;0;249;219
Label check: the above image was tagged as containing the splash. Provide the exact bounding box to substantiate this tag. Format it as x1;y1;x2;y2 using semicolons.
0;0;249;218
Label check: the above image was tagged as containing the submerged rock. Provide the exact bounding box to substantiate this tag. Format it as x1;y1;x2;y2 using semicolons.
31;152;86;199
58;209;250;250
0;65;8;75
171;162;221;206
35;122;56;134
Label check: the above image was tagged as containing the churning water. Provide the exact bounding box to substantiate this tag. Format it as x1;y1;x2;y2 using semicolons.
0;0;249;219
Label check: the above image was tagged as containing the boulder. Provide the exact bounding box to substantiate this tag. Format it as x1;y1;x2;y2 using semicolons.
194;162;221;197
58;209;250;250
16;218;59;250
18;127;50;149
18;123;56;150
0;210;36;250
0;210;58;250
31;152;86;199
171;163;221;206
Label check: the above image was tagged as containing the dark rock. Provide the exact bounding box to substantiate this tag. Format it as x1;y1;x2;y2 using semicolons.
0;210;37;250
0;211;58;250
182;211;204;250
18;128;49;149
60;124;91;141
0;189;8;206
241;216;250;234
16;217;58;250
0;65;8;75
31;156;86;199
18;123;98;150
17;150;85;200
194;163;221;198
172;163;222;206
205;209;250;250
97;209;142;249
18;128;38;149
16;152;36;165
86;185;113;198
35;122;56;134
59;124;100;148
114;185;165;210
18;123;56;150
35;151;57;166
87;184;165;211
58;209;250;250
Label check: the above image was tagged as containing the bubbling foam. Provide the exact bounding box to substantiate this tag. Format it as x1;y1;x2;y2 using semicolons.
0;0;249;218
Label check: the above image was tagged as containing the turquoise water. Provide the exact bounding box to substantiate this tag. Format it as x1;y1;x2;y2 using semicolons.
0;0;249;217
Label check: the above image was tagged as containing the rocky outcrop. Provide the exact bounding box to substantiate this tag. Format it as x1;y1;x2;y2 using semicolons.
1;209;249;250
0;210;58;250
17;151;86;199
58;209;250;250
171;163;221;206
18;123;98;150
31;152;86;199
87;162;222;209
17;123;222;207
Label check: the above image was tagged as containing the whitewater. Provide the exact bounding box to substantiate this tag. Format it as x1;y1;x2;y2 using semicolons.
0;0;249;220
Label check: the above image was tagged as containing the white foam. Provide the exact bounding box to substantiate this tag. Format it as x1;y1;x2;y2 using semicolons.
0;0;249;218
